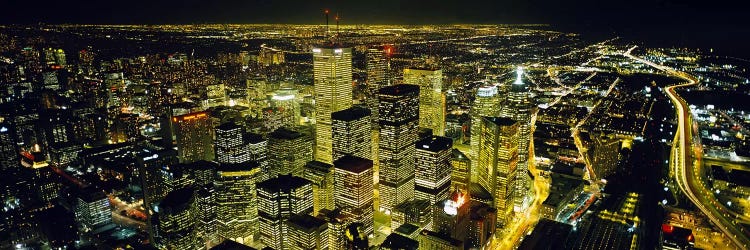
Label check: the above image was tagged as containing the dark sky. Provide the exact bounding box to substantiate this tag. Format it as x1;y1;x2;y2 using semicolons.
2;0;749;56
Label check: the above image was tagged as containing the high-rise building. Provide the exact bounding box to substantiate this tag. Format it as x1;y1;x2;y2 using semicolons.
316;209;354;250
414;136;453;209
205;83;227;108
418;230;464;250
332;106;371;161
589;132;623;179
215;162;260;245
173;112;214;163
271;85;301;128
333;155;375;236
476;117;519;227
286;214;330;250
403;68;445;136
155;187;199;250
377;84;420;213
195;184;220;248
0;122;18;171
245;132;270;182
257;174;314;250
268;127;313;177
470;84;501;184
312;46;353;165
450;149;471;192
366;48;390;127
303;160;335;215
499;67;534;211
73;187;111;233
215;122;250;165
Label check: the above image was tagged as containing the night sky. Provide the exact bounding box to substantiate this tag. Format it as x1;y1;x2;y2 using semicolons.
2;0;749;56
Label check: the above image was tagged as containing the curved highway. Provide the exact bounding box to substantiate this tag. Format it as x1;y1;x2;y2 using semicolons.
625;46;750;249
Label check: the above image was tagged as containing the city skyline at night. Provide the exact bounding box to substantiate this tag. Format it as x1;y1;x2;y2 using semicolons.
1;2;750;250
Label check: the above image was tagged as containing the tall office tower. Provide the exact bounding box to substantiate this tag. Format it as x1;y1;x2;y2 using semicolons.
303;161;335;215
366;48;390;127
415;136;453;209
344;223;370;250
257;174;314;250
313;47;353;164
499;67;534;211
333;155;375;236
195;184;220;248
245;133;270;182
377;84;420;213
0;122;18;171
268;127;313;177
332;106;372;161
312;46;353;164
136;146;179;244
476;117;519;227
155;187;198;250
215;122;250;164
470;84;501;183
403;68;446;136
589;132;622;179
215;163;260;245
317;209;353;250
73;187;112;233
186;160;218;186
450;149;471;192
173;112;214;163
286;214;330;250
271;85;301;128
205;83;227;108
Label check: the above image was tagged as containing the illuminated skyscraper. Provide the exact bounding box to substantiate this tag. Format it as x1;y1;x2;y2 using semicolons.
257;174;314;250
0;122;18;171
215;163;260;245
268;127;314;178
245;133;270;182
500;67;534;211
414;136;453;210
271;85;301;128
312;46;353;164
303;160;335;215
316;209;354;250
215;122;250;165
476;117;519;227
173;112;214;163
332;106;371;161
404;68;446;136
377;84;420;213
470;84;501;183
366;48;390;127
73;187;111;233
286;214;330;250
205;83;227;108
333;155;374;236
450;149;470;192
155;187;199;250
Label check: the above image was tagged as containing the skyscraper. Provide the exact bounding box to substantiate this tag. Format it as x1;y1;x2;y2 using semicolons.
215;122;250;165
500;67;534;211
470;84;501;183
73;187;111;233
377;84;420;213
414;136;453;210
312;46;353;165
403;68;445;136
450;149;471;192
476;117;519;227
366;48;390;127
286;214;330;250
215;162;260;245
155;187;199;250
303;160;335;215
332;106;371;161
268;127;314;178
257;174;314;250
333;155;375;236
173;112;214;163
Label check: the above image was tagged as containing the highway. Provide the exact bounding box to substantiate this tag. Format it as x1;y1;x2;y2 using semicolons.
625;46;750;249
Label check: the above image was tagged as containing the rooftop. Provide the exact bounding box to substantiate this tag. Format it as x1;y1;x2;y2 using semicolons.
286;213;328;232
269;127;304;140
378;84;420;97
332;106;371;122
415;136;453;152
483;116;517;127
333;155;373;174
257;174;311;191
159;187;195;215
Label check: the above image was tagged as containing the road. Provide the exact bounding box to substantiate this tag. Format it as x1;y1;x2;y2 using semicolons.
625;46;750;249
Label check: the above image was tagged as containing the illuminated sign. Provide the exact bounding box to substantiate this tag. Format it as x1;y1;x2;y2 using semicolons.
312;48;322;53
143;154;159;161
0;127;7;132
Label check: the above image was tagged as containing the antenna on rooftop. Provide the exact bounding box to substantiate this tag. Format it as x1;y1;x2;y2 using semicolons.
325;9;330;36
